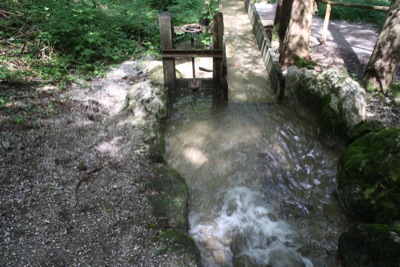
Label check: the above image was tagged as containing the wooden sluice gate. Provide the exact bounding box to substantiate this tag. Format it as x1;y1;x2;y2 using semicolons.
159;11;227;100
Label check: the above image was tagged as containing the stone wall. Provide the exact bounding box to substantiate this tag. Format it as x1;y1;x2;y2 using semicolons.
285;66;366;145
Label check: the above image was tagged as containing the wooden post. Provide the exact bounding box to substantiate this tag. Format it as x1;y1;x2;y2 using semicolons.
159;12;176;90
213;12;224;91
321;3;331;45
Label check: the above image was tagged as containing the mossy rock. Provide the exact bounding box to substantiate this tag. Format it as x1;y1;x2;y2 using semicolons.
338;223;400;267
151;229;202;265
145;122;166;163
346;120;385;144
148;63;183;86
285;66;366;146
319;94;347;142
145;165;189;230
338;128;400;223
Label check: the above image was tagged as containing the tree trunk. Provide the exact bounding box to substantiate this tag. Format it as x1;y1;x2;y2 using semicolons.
362;0;400;94
279;0;314;69
273;0;294;54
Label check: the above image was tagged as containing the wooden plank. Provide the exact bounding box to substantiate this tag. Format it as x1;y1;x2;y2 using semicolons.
162;49;223;58
213;12;224;92
159;12;176;90
317;0;389;11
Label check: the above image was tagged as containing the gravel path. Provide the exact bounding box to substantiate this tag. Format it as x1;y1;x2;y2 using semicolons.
0;60;198;267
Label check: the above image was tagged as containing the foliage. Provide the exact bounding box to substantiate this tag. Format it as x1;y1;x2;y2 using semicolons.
0;93;9;109
389;82;400;98
294;55;316;70
316;0;390;27
200;0;219;23
0;0;202;86
168;0;203;25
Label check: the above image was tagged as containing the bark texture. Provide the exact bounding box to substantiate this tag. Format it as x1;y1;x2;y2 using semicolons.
279;0;314;69
273;0;294;54
363;0;400;93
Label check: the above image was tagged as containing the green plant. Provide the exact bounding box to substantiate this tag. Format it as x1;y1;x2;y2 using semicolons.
388;82;400;98
45;104;54;117
169;0;203;25
295;56;317;70
0;94;8;109
15;115;25;125
200;0;219;24
199;33;212;47
2;0;191;86
154;244;167;255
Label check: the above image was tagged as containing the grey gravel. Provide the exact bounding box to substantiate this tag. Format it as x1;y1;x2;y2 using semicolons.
0;59;198;267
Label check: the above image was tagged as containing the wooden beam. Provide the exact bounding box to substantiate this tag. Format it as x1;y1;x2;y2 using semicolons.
317;0;389;11
162;49;223;58
213;12;224;94
159;12;176;90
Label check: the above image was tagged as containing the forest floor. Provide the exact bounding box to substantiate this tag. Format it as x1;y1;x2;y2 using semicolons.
0;59;199;266
1;2;400;267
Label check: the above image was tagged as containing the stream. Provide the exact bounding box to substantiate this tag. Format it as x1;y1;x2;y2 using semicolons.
164;1;351;266
165;95;350;266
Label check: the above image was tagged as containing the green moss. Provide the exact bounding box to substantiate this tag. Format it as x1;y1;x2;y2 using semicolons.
294;56;317;70
338;128;400;222
147;121;166;163
151;229;202;264
347;120;385;144
145;165;190;230
338;224;400;267
364;79;380;93
319;94;347;141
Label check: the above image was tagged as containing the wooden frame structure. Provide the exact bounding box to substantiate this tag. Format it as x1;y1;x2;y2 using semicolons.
159;11;226;98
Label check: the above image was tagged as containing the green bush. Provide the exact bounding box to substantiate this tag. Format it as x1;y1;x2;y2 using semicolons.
0;0;202;85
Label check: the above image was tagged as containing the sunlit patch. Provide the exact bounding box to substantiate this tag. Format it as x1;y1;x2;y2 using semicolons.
231;93;248;101
37;85;58;92
96;136;127;159
183;147;208;167
73;120;95;127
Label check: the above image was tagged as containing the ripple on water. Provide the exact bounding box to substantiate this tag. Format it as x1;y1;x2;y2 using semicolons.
165;96;350;266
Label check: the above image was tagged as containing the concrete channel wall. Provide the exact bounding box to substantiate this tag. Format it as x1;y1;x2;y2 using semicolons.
243;0;283;97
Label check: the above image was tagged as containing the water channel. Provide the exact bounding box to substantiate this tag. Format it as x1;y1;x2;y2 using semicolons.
165;1;351;266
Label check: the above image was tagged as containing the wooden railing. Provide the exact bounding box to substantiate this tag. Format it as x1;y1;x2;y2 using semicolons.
317;0;390;44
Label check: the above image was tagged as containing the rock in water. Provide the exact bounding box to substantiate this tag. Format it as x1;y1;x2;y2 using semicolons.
267;249;306;267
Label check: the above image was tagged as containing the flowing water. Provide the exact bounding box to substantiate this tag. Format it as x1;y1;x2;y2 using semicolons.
164;1;351;266
165;96;350;266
